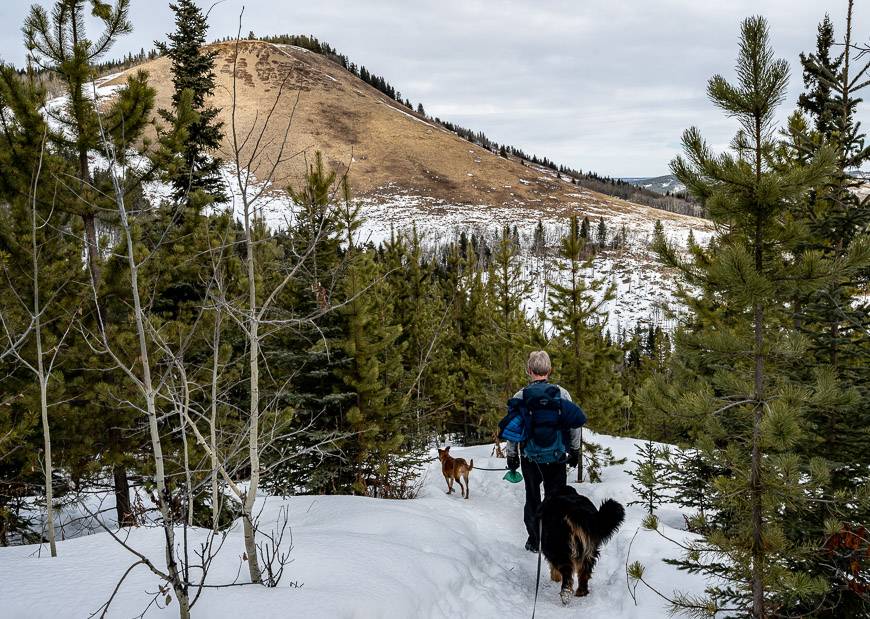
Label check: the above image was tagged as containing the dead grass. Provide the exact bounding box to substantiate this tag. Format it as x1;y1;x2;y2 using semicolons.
107;41;707;228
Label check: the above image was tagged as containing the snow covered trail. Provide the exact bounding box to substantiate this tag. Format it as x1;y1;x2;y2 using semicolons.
0;433;707;618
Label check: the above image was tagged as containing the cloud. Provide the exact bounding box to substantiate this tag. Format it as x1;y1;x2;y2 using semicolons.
1;0;867;176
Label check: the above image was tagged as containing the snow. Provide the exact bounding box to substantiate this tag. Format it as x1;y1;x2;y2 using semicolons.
0;433;709;618
42;74;124;140
267;44;345;89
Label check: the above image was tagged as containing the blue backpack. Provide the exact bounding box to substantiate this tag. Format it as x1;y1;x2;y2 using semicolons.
498;383;567;464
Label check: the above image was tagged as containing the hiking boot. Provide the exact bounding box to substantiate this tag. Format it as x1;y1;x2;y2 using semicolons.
525;537;539;552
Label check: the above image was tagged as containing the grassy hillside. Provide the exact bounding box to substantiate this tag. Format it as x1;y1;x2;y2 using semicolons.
107;40;668;216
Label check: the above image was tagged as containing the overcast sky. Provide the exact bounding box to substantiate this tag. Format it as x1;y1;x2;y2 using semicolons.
1;1;867;177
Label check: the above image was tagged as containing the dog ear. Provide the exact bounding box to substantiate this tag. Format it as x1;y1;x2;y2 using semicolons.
445;446;450;452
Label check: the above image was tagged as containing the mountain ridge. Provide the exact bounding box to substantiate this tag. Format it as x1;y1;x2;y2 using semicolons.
622;174;686;196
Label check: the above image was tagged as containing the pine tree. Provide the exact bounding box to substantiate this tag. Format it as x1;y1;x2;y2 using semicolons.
616;223;628;249
23;0;155;526
156;0;225;205
382;225;452;444
657;16;859;616
787;5;870;467
779;6;870;613
596;217;607;248
338;209;409;495
23;0;153;285
580;216;590;241
797;14;841;138
581;440;624;483
548;216;628;439
456;258;498;442
263;156;349;495
488;226;533;445
288;152;342;280
628;440;671;515
652;219;665;248
0;71;85;551
619;322;671;436
664;446;721;533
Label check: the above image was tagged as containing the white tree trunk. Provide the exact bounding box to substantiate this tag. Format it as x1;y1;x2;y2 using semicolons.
111;166;190;618
38;375;56;557
210;313;222;533
31;152;56;558
242;200;263;584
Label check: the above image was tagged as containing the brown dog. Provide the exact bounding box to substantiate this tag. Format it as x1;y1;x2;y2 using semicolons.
437;447;473;499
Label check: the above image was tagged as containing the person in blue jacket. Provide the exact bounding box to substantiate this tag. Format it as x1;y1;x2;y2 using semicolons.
505;350;587;552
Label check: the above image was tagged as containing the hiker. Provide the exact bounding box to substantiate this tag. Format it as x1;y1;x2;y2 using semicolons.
504;350;586;552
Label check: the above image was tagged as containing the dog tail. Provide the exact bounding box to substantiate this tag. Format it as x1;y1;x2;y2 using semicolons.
593;499;625;544
469;459;474;470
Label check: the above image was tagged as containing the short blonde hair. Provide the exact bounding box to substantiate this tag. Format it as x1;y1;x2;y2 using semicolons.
527;350;552;376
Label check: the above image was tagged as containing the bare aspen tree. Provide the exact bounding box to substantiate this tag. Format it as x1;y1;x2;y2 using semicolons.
223;14;312;582
208;263;226;533
222;71;362;581
83;106;192;617
29;141;57;558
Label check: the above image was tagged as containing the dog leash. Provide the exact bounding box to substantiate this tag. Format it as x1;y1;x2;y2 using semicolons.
531;518;543;619
428;456;508;473
530;460;546;619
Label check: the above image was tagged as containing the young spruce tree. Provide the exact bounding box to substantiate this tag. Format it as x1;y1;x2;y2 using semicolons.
781;5;870;613
488;226;533;447
156;0;225;205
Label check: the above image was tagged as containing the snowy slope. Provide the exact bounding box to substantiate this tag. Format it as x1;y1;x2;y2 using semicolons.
0;433;709;619
355;191;710;333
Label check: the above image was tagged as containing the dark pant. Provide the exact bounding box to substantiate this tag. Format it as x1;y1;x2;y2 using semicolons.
521;457;567;544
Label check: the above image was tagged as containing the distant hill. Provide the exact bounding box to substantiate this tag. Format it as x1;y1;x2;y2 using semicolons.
628;171;870;198
106;40;704;219
108;40;618;212
622;175;687;196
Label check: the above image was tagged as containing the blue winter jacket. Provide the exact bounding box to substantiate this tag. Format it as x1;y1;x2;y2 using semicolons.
504;380;586;458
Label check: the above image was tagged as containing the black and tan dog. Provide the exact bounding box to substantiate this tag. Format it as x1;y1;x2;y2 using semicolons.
538;485;625;604
437;446;473;499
